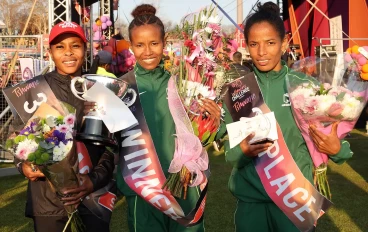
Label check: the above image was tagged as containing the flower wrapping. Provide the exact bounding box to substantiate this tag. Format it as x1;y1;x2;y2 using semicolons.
4;102;85;231
162;6;233;198
286;56;368;199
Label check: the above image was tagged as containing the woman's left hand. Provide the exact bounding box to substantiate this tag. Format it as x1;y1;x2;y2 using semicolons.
61;174;94;207
309;122;341;155
199;99;222;128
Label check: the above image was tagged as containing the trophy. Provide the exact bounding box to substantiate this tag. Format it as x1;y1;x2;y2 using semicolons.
71;74;136;147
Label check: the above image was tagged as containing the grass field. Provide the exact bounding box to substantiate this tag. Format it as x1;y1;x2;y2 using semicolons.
0;130;367;232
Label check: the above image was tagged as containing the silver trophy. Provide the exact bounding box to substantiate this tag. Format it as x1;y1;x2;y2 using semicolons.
71;74;136;147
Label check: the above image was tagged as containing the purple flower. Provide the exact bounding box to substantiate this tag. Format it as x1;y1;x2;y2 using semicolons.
20;121;39;135
53;130;66;142
19;127;31;135
46;137;59;146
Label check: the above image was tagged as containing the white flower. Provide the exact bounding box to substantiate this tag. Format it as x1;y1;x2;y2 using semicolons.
205;52;215;62
200;15;208;23
42;124;51;133
208;15;221;24
204;26;213;33
64;141;73;154
53;146;63;161
15;138;38;160
181;80;215;106
45;115;56;127
290;87;314;99
316;95;336;113
341;96;363;120
65;132;73;140
52;141;73;161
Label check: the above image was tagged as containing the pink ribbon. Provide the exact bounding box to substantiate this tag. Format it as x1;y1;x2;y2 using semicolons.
167;76;208;186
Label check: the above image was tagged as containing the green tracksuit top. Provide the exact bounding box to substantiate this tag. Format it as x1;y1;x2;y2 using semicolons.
224;62;353;203
117;62;176;197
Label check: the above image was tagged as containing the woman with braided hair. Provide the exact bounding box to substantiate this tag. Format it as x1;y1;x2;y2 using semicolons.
116;4;225;232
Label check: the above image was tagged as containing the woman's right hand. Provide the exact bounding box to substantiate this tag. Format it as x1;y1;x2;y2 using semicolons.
83;101;97;115
22;163;45;181
239;132;273;157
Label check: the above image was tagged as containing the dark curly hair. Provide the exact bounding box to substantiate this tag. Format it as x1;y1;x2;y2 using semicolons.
128;4;165;41
243;1;285;43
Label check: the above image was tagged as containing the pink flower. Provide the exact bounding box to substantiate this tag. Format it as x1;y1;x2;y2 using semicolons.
323;83;331;90
208;23;221;34
63;114;75;126
292;95;305;109
305;106;316;114
56;124;71;133
17;148;29;160
306;98;318;108
328;89;340;96
327;102;344;117
352;92;362;98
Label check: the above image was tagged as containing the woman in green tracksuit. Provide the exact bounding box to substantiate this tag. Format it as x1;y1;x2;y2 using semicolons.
116;4;223;232
224;2;353;231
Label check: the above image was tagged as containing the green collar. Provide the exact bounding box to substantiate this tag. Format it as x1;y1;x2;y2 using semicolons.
253;60;288;82
134;60;168;79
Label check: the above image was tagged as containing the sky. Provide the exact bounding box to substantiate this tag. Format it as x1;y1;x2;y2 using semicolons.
93;0;277;27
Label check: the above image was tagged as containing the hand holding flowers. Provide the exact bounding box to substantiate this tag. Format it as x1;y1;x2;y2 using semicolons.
287;56;368;199
309;122;341;155
162;6;232;198
3;102;86;231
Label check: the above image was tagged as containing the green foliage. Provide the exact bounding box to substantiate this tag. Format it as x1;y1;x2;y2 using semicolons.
5;139;14;150
336;92;346;101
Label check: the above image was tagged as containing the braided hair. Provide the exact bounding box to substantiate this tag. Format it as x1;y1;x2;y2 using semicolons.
128;4;165;42
243;1;285;43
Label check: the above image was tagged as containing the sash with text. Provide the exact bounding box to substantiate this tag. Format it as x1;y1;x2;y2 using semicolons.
118;71;207;227
223;73;332;232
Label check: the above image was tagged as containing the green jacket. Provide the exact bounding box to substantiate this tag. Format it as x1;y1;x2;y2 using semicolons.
117;62;176;197
224;62;353;203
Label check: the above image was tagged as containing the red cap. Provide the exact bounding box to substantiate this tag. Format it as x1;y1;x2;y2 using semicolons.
49;21;87;44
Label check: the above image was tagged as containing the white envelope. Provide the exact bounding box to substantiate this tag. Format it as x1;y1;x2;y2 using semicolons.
82;82;138;133
227;112;278;149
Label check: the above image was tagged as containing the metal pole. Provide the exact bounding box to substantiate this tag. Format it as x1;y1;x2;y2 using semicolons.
237;0;243;25
0;106;10;120
211;0;243;33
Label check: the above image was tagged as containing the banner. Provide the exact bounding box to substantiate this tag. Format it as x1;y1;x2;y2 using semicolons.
223;73;332;232
2;75;65;123
19;58;34;81
117;71;207;227
329;15;343;55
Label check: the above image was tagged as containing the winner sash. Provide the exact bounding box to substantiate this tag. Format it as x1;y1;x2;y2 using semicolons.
223;73;332;232
118;71;207;227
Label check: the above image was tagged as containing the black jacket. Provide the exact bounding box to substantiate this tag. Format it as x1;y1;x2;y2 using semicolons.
22;71;115;217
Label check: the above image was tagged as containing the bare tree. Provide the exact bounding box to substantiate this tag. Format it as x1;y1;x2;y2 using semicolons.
20;0;49;35
163;20;176;33
0;0;48;35
114;19;129;40
0;0;22;35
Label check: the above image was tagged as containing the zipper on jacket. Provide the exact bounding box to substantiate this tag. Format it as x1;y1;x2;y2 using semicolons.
265;73;269;105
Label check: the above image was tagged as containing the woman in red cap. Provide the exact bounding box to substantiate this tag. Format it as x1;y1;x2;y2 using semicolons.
13;21;115;232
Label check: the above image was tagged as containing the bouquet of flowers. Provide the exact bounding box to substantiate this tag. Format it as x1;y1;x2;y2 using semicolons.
162;6;234;198
4;102;85;232
286;56;368;199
